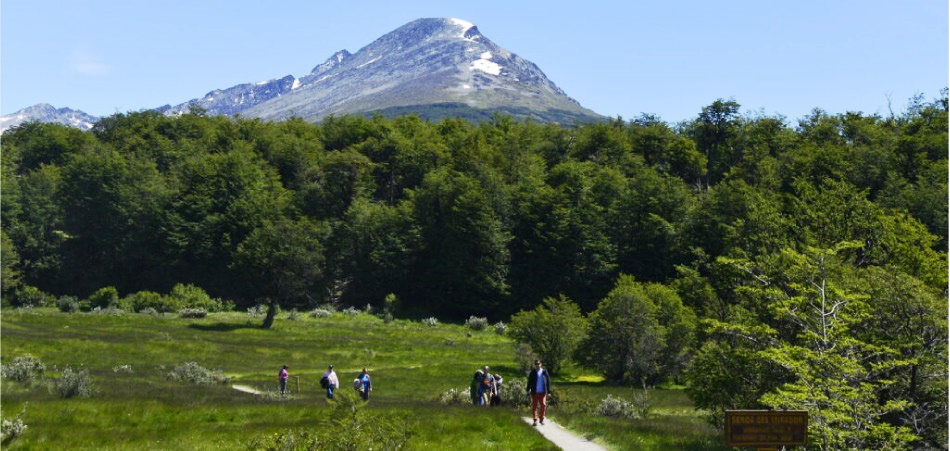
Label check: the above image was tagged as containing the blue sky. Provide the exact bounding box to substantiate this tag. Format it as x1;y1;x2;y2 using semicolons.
2;0;947;124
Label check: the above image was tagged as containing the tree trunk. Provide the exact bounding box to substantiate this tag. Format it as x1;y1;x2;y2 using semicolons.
261;301;277;329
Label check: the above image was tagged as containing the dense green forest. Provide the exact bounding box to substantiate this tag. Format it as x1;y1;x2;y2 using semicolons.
2;93;947;449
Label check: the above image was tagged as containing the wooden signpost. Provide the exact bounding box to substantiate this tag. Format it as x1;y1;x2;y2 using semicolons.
725;410;808;450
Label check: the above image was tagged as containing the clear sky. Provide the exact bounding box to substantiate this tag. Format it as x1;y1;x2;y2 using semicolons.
2;0;947;124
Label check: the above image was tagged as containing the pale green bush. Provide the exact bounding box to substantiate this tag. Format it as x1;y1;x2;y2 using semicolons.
465;316;488;331
1;408;28;446
1;354;45;383
178;308;208;318
437;387;470;405
52;366;97;398
309;308;333;318
166;361;231;385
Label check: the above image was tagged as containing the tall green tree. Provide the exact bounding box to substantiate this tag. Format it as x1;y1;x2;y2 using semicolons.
232;218;326;328
729;244;920;450
507;295;587;376
576;275;696;385
407;168;511;319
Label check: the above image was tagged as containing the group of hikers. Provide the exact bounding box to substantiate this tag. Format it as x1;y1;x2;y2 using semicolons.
277;364;372;400
470;365;503;406
276;359;552;426
471;359;552;426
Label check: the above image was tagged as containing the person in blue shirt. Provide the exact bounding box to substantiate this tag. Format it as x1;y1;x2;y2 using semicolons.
526;359;551;425
358;368;372;401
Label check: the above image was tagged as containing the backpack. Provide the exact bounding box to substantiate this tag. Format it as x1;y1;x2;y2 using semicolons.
320;375;329;389
353;378;363;391
482;375;491;387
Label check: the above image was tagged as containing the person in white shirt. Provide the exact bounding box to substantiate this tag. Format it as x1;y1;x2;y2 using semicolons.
322;365;339;399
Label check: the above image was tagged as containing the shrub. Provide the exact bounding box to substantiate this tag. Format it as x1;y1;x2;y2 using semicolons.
86;286;119;310
596;394;635;418
178;308;208;318
465;316;488;331
421;317;439;326
309;308;333;318
343;306;361;316
246;392;413;450
505;377;560;408
123;290;179;313
166;362;231;385
56;296;80;313
169;283;229;312
12;286;53;308
494;321;507;335
1;354;45;383
52;366;97;398
437;387;470;405
112;364;133;373
630;389;653;419
247;305;268;318
286;309;300;321
513;342;536;373
1;408;27;446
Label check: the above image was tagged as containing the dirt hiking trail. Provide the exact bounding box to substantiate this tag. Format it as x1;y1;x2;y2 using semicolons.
522;417;609;450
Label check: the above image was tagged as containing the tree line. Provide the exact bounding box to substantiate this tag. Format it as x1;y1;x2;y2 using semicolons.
2;93;947;448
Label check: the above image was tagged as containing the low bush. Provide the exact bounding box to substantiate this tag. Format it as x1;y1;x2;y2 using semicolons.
309;308;333;318
169;283;231;312
513;342;535;373
0;408;28;446
52;366;97;398
437;386;471;405
166;361;231;385
1;354;45;383
12;286;53;308
122;290;180;313
56;296;80;313
421;317;439;326
86;286;119;310
178;308;208;318
245;392;413;450
493;321;507;335
465;316;488;331
246;305;268;318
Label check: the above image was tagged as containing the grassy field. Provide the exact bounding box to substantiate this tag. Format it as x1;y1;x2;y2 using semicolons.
0;308;728;450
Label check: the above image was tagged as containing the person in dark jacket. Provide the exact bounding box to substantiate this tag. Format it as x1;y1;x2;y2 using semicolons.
526;359;551;425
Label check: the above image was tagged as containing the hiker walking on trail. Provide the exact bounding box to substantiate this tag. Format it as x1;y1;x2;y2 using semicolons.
357;368;372;401
527;359;551;426
470;370;484;405
480;366;495;406
490;372;503;406
321;365;339;399
278;365;289;395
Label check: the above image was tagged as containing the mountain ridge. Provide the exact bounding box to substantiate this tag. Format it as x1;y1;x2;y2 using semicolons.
1;18;603;133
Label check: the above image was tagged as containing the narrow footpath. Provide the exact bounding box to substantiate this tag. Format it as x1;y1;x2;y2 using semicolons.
522;417;608;451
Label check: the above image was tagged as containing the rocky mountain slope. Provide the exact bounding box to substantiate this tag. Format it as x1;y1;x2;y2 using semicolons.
2;18;603;133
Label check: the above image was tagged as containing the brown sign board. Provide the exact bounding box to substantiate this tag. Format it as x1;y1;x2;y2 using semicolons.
725;410;808;447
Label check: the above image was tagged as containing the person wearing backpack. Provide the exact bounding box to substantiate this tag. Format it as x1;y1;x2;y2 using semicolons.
470;370;483;405
321;365;339;399
526;360;551;425
490;372;503;406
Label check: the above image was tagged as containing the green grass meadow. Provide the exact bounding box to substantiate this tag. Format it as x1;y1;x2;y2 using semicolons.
1;309;728;450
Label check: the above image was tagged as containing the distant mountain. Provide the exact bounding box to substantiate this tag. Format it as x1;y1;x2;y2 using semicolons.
2;18;603;133
0;104;98;133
